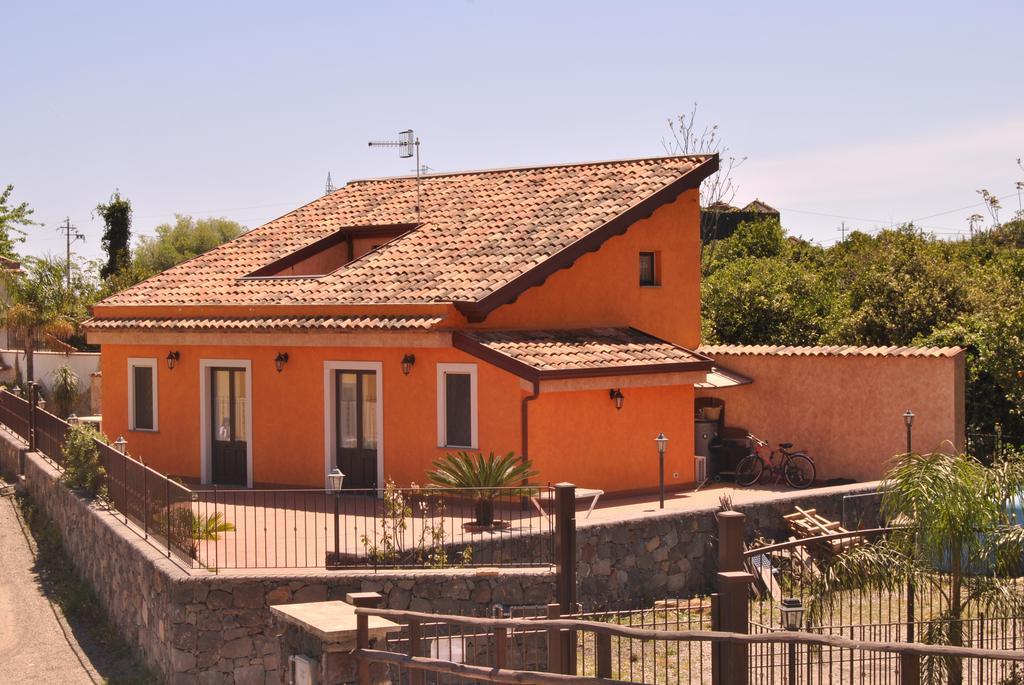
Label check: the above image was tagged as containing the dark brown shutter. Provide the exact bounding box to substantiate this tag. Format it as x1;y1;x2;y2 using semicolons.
133;365;154;430
445;373;472;447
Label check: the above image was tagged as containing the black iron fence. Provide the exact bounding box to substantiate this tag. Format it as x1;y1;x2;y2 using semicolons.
0;388;559;573
187;485;556;570
967;431;1024;464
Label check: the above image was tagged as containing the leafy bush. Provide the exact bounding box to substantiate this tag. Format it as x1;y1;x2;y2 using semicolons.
59;424;107;499
168;509;235;560
50;364;79;417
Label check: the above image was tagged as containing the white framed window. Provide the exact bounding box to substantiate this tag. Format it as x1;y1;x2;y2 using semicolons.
437;363;478;449
127;358;158;432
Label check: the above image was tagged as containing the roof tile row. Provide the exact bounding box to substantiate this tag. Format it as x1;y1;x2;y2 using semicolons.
698;344;963;358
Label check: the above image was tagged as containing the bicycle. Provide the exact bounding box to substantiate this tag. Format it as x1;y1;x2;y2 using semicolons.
735;434;816;489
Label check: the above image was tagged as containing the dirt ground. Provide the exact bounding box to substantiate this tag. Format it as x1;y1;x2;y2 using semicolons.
0;489;155;684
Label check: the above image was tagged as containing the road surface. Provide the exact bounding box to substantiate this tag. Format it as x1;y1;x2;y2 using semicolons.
0;492;101;684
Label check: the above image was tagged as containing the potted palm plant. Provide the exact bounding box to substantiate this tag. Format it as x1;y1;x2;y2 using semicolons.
427;451;538;529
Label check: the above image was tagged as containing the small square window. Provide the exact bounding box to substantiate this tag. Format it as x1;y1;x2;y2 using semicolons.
639;252;658;286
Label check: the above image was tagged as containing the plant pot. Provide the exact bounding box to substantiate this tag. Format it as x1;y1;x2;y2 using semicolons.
475;498;495;527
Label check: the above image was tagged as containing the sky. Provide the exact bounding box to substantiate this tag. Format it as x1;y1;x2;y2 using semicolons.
3;1;1023;263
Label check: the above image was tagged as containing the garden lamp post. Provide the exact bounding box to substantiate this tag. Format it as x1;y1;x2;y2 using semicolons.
780;597;804;685
655;432;668;509
903;409;915;454
328;468;345;567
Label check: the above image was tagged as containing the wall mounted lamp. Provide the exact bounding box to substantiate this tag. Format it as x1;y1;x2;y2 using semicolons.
274;352;289;373
166;350;180;370
401;353;416;376
609;388;624;410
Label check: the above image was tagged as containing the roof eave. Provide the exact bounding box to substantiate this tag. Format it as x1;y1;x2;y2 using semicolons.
452;330;714;383
453;155;720;323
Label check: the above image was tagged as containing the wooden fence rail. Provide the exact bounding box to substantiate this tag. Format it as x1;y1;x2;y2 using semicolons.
355;605;1024;684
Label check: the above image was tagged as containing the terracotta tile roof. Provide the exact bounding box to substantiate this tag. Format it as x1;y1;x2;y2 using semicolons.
698;344;963;359
82;315;443;333
96;156;716;316
454;328;713;381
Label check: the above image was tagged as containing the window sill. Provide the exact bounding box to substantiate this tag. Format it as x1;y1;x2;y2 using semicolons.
129;428;159;434
640;284;662;288
438;444;478;450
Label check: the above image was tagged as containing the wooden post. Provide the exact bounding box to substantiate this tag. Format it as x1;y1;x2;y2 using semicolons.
408;619;423;685
595;632;612;678
546;603;563;675
716;571;753;685
711;593;721;685
554;483;576;675
717;510;746;573
347;592;383;685
900;652;920;685
494;626;508;670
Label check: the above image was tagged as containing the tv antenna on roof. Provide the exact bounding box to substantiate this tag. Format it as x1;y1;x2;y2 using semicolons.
324;172;335;195
368;129;422;220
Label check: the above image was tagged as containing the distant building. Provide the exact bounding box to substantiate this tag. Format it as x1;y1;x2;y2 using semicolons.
700;199;780;241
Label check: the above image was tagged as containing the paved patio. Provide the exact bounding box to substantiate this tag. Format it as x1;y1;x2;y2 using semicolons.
178;480;877;573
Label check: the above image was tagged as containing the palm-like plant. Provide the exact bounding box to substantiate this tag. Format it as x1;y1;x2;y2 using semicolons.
808;450;1024;684
428;451;538;526
1;257;80;384
50;365;79;417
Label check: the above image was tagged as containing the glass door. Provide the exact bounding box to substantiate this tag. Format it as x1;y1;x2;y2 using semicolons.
336;370;377;489
211;367;248;485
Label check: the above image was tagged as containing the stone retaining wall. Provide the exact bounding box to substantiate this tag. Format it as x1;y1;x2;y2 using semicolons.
576;482;881;606
0;432;555;685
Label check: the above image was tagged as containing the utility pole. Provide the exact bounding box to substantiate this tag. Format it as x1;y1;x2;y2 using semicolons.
57;217;85;290
838;222;847;244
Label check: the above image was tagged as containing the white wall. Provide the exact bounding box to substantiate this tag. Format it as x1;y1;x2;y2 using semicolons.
0;348;101;395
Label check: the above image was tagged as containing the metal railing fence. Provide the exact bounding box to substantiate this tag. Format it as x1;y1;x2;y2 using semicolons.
0;388;558;573
188;485;556;570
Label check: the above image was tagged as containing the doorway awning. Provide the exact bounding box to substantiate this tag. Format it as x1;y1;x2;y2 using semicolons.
695;365;753;389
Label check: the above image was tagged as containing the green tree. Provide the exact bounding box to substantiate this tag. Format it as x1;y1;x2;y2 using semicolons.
133;215;244;274
0;257;90;384
702;256;832;345
0;184;38;259
96;191;132;279
810;451;1024;684
826;227;969;346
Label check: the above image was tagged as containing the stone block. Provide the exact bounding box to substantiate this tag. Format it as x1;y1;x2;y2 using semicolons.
172;623;198;651
171;647;197;673
233;583;265;609
207;590;233;609
221;636;254;659
233;663;265;685
265;586;291;605
293;584;328;603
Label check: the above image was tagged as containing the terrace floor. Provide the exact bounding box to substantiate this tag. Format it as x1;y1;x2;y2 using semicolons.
181;480;876;574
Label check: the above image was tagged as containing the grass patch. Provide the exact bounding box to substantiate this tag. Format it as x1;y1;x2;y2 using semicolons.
15;491;162;684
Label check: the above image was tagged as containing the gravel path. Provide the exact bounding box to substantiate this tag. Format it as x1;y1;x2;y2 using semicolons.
0;492;101;684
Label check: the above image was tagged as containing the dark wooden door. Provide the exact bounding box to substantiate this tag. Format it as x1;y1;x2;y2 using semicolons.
211;367;248;486
336;370;377;489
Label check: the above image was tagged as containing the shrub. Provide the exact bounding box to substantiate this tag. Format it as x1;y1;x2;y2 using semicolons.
50;364;79;417
59;424;107;499
427;451;538;526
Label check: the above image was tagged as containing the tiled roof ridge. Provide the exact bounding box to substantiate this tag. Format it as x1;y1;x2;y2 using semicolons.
346;154;715;184
698;344;963;358
82;315;443;332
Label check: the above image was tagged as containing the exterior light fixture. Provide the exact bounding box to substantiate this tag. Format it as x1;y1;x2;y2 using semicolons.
37;397;46;411
780;597;804;685
655;432;668;509
274;352;289;373
401;353;416;376
780;597;804;630
328;467;346;492
166;350;180;370
67;413;79;425
609;388;624;410
328;467;346;570
113;435;128;454
903;409;915;454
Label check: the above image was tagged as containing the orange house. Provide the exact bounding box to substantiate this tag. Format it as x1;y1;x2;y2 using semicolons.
85;155;719;494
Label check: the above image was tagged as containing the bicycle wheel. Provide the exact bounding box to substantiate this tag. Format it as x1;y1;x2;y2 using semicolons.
735;455;763;487
784;453;816;489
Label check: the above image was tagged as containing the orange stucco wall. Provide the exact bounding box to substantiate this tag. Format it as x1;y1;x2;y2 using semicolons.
474;189;701;347
696;351;966;482
528;384;696;493
101;343;524;487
